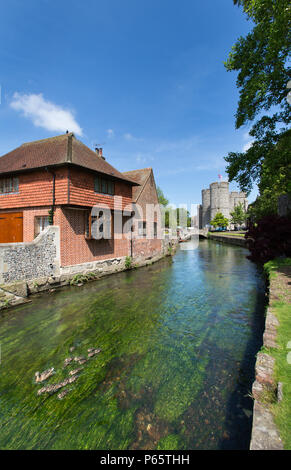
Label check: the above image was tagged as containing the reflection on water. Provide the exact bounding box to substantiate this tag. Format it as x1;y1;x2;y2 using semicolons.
0;240;266;449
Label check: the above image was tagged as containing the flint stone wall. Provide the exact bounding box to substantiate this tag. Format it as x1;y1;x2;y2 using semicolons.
0;226;60;284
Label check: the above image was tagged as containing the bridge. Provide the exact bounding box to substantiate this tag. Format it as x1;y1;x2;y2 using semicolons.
198;228;209;239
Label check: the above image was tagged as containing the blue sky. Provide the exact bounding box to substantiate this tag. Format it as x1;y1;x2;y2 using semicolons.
0;0;258;209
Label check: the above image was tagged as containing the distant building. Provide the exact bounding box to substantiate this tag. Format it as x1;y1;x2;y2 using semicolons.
199;181;248;228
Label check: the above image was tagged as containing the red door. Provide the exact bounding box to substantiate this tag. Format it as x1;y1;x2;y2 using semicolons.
0;212;23;243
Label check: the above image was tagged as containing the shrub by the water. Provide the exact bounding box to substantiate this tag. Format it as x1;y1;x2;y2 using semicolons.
245;215;291;263
125;256;132;269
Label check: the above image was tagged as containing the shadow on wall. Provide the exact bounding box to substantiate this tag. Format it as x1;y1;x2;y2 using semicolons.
64;208;115;258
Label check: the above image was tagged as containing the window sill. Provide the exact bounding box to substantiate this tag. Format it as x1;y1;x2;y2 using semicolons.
94;192;114;197
0;192;19;196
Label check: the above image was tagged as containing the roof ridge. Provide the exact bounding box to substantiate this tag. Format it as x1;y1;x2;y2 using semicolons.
67;133;73;162
21;133;73;147
123;167;152;174
72;137;131;177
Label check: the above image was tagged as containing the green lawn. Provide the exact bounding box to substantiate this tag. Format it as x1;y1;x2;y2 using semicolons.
264;258;291;449
209;231;246;237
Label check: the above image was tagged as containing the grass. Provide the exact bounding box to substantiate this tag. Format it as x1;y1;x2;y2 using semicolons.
208;231;246;237
263;257;291;449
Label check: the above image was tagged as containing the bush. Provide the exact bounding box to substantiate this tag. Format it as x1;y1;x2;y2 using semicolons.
125;256;132;269
245;215;291;263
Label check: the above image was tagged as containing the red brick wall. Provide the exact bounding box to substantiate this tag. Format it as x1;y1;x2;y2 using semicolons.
132;238;162;259
23;206;51;241
0;168;68;210
59;207;130;266
69;167;132;210
0;167;133;211
132;170;162;257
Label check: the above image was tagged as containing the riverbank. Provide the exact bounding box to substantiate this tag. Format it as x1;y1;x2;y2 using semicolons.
0;239;178;311
250;257;291;450
207;232;247;247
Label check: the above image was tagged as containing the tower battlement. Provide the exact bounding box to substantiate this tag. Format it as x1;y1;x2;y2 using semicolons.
199;181;248;228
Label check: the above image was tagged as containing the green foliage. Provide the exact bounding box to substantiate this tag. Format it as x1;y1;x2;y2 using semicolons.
125;256;132;269
263;258;291;449
176;208;191;227
161;205;191;229
226;0;290;129
230;202;247;226
157;186;169;207
210;212;229;228
224;0;291;196
70;272;99;286
48;209;54;225
157;434;185;450
264;257;291;279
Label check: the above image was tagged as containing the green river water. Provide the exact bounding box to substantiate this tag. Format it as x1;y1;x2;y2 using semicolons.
0;240;266;450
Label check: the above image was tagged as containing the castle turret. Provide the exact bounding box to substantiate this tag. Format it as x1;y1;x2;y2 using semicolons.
239;191;248;211
198;204;203;229
229;191;239;212
201;181;248;228
210;182;229;221
218;182;230;220
210;182;219;222
202;189;211;227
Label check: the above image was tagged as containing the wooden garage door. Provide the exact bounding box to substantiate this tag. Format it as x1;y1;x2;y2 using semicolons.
0;212;23;243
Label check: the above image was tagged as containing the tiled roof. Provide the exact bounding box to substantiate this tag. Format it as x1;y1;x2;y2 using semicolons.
122;168;152;202
0;133;138;185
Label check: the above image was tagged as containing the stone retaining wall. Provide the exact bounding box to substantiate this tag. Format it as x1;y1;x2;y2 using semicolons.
208;233;247;247
0;226;60;284
250;311;283;449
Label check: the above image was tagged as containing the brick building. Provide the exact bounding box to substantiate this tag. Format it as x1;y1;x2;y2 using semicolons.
0;133;162;268
123;168;162;259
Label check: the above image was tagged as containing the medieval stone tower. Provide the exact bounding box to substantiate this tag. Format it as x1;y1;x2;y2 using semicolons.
199;181;248;228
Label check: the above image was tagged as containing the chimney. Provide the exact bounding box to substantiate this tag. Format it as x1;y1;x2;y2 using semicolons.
95;147;105;160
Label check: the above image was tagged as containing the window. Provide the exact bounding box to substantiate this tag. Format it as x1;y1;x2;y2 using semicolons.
35;216;49;238
85;210;112;239
0;177;19;194
94;176;114;195
138;221;147;238
154;222;158;238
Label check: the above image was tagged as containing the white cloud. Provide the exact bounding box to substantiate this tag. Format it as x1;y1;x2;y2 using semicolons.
107;128;114;138
123;132;143;142
155;135;200;153
10;92;83;136
243;141;253;152
136;152;154;164
242;131;254;152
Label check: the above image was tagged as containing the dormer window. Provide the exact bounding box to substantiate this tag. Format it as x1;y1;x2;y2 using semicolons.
0;177;19;194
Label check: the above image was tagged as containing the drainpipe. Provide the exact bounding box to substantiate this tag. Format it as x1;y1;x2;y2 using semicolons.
45;168;56;224
130;225;133;258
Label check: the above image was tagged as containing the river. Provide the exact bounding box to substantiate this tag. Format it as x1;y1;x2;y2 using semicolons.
0;240;266;450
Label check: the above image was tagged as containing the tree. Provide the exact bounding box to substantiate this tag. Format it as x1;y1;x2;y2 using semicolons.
230;202;246;227
157;186;169;207
176;208;191;227
210;212;229;229
224;0;291;195
245;215;291;263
